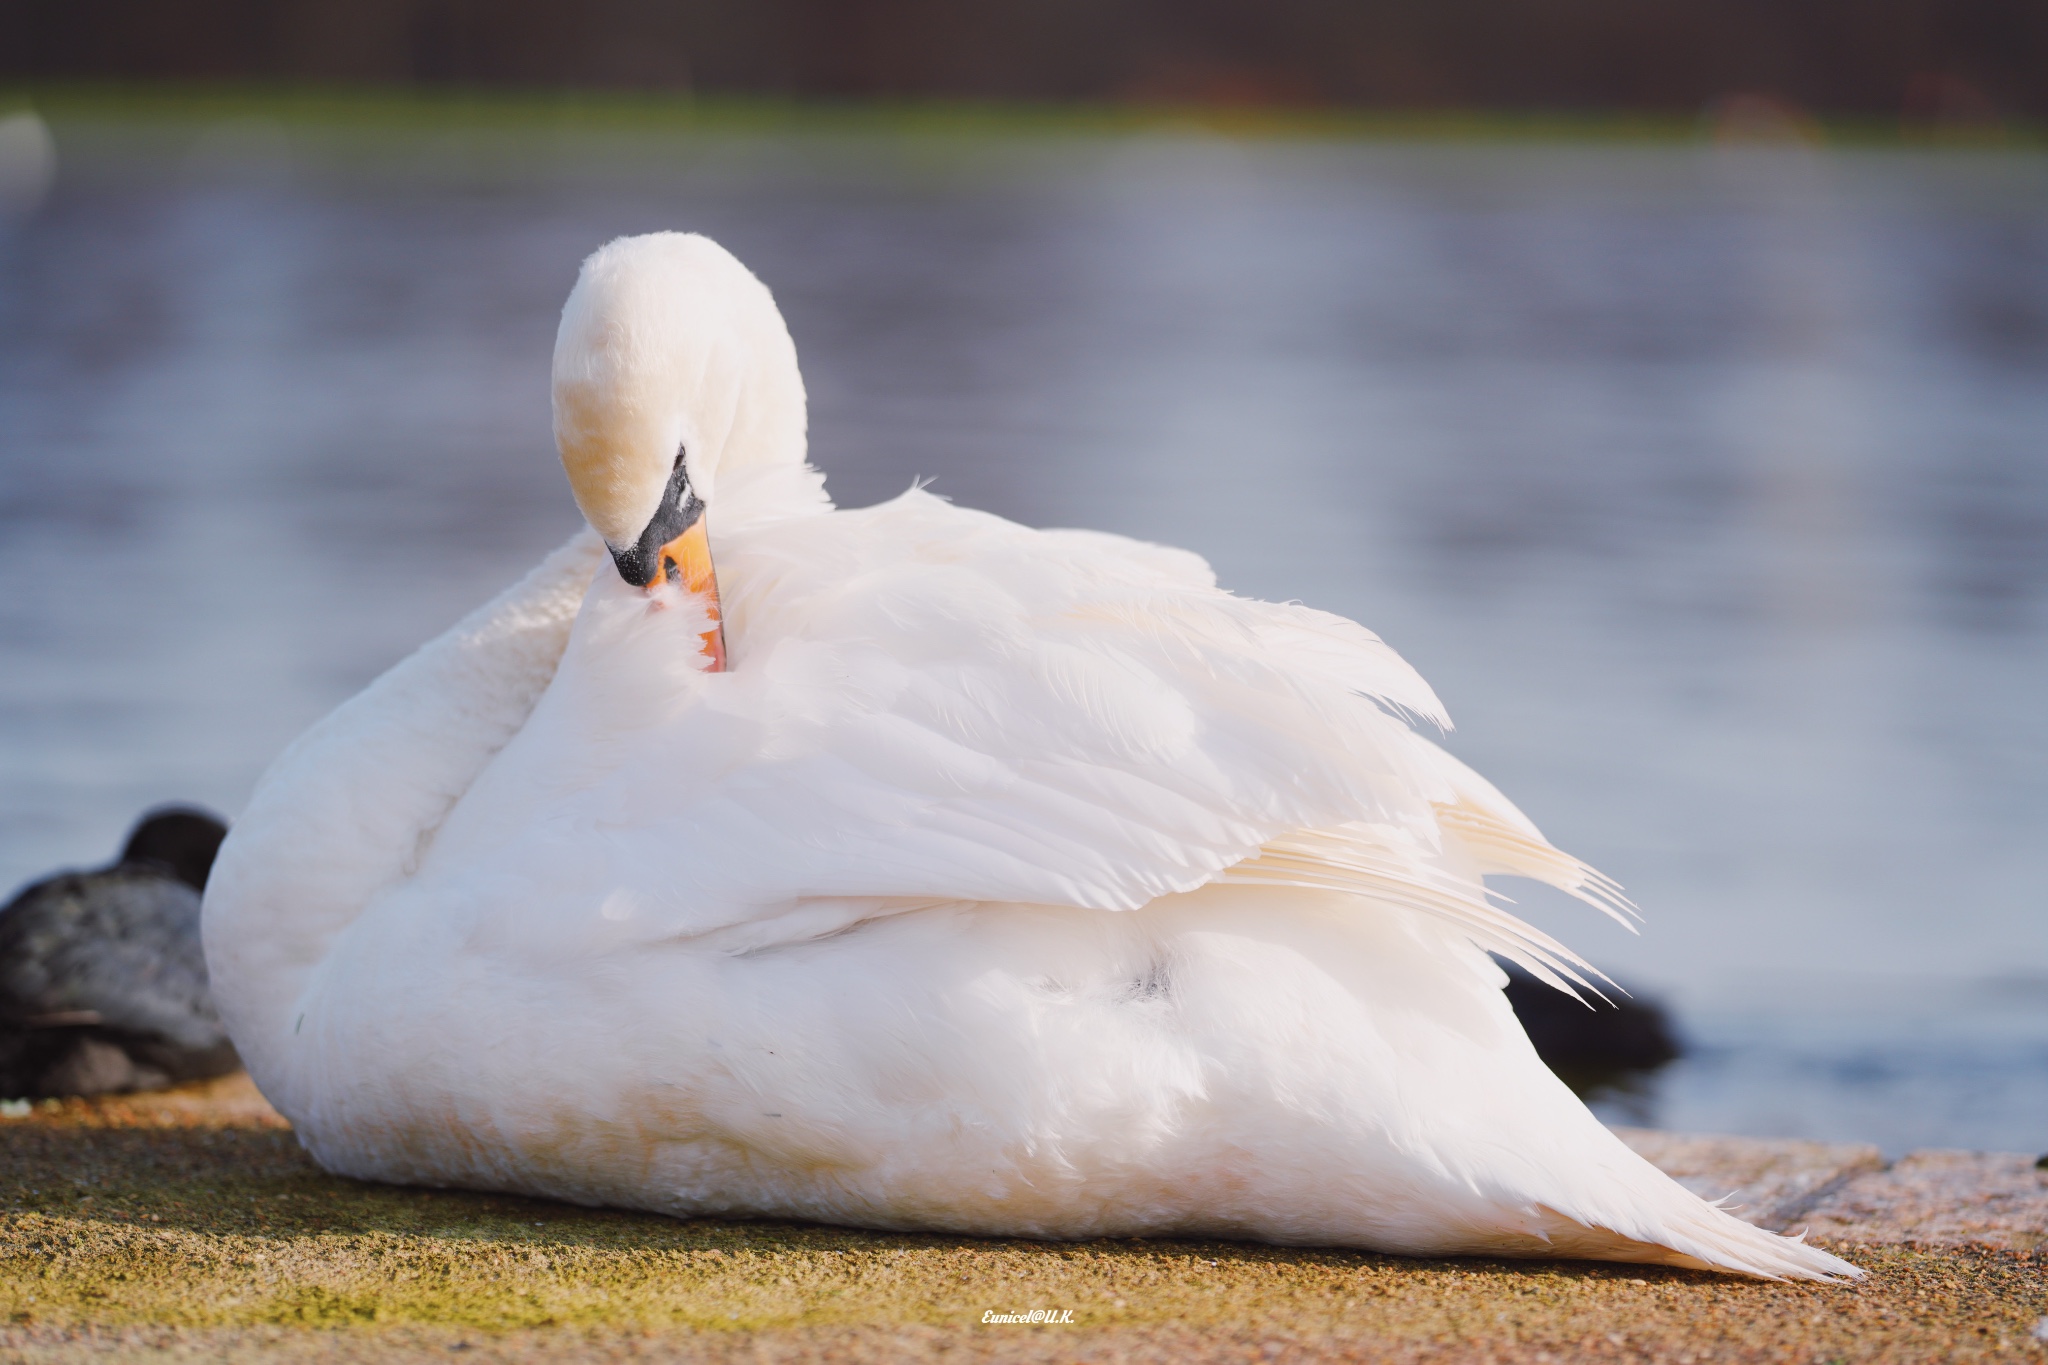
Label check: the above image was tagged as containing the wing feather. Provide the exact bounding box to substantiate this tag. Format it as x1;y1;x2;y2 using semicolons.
422;489;1629;986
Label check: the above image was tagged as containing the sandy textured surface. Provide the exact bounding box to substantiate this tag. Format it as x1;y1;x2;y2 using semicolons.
3;1077;2045;1363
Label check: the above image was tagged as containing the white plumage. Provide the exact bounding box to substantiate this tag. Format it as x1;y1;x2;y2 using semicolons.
202;232;1856;1281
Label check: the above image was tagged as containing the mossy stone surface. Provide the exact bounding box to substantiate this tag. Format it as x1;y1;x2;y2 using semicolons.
3;1078;2042;1362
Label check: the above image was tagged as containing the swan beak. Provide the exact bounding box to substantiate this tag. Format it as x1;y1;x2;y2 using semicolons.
611;517;728;673
655;517;729;671
657;518;728;672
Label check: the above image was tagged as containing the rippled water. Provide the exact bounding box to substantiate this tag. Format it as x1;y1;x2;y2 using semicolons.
2;117;2044;1153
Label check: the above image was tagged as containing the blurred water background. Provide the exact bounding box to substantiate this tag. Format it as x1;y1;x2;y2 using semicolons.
1;107;2043;1154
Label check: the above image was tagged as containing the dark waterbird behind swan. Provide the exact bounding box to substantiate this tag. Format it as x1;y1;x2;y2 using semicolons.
0;807;236;1097
1501;961;1682;1098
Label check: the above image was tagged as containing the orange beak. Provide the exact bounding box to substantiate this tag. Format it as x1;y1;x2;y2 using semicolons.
654;517;727;672
605;448;726;672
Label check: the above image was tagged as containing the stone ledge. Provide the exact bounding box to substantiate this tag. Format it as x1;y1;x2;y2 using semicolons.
6;1080;2044;1363
1616;1127;2048;1250
1613;1128;1884;1233
9;1077;2044;1249
1802;1150;2048;1250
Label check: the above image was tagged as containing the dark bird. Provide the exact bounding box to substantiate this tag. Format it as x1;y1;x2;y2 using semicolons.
1502;961;1682;1096
0;807;237;1097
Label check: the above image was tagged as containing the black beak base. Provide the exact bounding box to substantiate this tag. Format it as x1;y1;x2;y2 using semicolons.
610;447;703;587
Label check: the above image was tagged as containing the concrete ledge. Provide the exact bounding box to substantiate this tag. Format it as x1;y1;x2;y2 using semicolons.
1616;1127;2048;1250
3;1077;2044;1363
22;1081;2038;1251
1803;1150;2048;1250
1613;1129;1885;1233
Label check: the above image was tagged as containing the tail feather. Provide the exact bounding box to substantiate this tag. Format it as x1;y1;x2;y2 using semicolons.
1549;1198;1863;1282
1527;1206;1861;1281
1523;1131;1864;1281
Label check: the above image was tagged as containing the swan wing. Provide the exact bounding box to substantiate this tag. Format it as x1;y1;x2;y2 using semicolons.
418;492;1614;977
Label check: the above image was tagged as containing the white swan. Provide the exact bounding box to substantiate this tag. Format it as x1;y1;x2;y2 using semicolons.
202;232;1855;1281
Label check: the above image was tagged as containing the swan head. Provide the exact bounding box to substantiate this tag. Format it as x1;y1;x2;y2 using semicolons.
551;233;810;664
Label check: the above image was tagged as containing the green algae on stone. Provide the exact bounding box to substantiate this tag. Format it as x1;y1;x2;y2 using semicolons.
5;1118;2047;1360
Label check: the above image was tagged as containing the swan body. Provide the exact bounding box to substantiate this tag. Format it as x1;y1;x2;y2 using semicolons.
203;233;1855;1281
